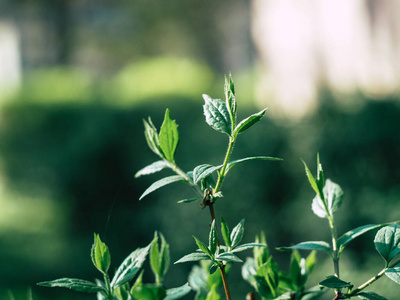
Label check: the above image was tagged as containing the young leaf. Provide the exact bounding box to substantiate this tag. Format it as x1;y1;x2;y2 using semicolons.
319;275;352;288
193;164;222;184
177;198;198;204
206;284;222;300
230;243;266;253
357;291;388;300
164;283;192;300
139;175;185;200
221;217;231;248
194;236;212;257
224;74;237;130
131;284;166;300
175;252;211;264
305;250;317;275
203;94;232;136
231;219;245;249
374;225;400;263
135;160;170;178
233;109;267;136
143;118;162;157
277;241;331;253
215;252;243;263
91;234;111;274
209;220;218;256
301;158;323;200
159;233;170;280
150;232;160;280
337;224;389;254
159;109;179;163
37;278;105;293
312;179;344;219
226;156;283;172
316;154;324;192
111;243;151;288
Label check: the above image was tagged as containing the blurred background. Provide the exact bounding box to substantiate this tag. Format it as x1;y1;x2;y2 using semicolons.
0;0;399;299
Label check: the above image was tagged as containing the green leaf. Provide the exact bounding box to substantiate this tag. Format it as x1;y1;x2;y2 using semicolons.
175;252;211;264
231;219;245;249
220;217;231;248
164;283;192;300
131;284;166;300
319;275;352;288
139;175;185;200
224;73;237;130
215;252;243;263
150;233;160;280
357;291;388;300
37;278;104;293
177;198;198;204
301;158;322;199
231;243;266;253
159;233;170;280
277;241;331;253
312;179;344;219
143;118;162;157
194;236;212;257
316;154;324;193
203;94;232;136
338;224;389;254
374;225;400;263
233;109;267;136
305;250;317;275
254;232;269;267
193;164;222;184
226;156;283;172
135;161;170;178
159;109;179;162
209;220;218;255
111;243;151;287
206;284;221;300
91;234;111;274
289;250;305;288
385;265;400;284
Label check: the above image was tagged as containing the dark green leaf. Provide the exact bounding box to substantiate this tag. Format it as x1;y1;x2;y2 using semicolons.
338;224;389;254
277;241;331;253
135;161;170;178
175;252;211;264
215;252;243;263
164;283;191;300
193;236;212;257
193;164;222;184
203;94;232;136
319;275;352;288
177;198;198;204
143;118;162;157
231;243;266;253
209;263;219;274
209;220;218;255
131;284;166;300
139;175;185;200
357;291;388;300
385;265;400;284
159;109;179;162
374;225;400;263
91;234;111;274
312;179;344;219
289;250;304;288
226;156;283;172
231;219;245;249
233;109;267;136
220;217;231;248
37;278;104;293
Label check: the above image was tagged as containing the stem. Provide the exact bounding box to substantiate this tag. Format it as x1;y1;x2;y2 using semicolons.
220;265;232;300
104;273;113;300
347;267;387;297
214;136;236;194
328;216;340;278
170;162;203;197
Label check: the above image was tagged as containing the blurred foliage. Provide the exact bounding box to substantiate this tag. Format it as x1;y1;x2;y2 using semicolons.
0;68;399;299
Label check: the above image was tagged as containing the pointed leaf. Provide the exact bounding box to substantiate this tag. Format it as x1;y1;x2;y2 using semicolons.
375;225;400;263
338;224;389;254
301;158;321;198
203;94;231;136
209;220;218;255
193;164;222;184
277;241;331;253
224;74;237;129
37;278;104;293
135;161;170;178
231;219;245;249
316;154;324;192
227;156;283;172
319;275;352;288
139;175;185;200
215;252;243;263
221;217;231;248
175;252;211;264
193;236;211;256
177;198;198;204
159;109;179;162
231;243;266;253
357;291;388;300
233;109;267;136
150;233;160;278
312;179;344;219
159;233;170;279
385;265;400;285
91;234;111;274
164;283;192;300
143;118;162;157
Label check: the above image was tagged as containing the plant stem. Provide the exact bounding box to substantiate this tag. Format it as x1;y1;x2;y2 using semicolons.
347;267;387;297
220;265;232;300
214;136;236;194
104;273;113;300
170;162;203;197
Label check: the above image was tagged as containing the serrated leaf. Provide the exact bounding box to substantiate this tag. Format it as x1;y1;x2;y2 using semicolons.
227;156;283;172
221;217;231;248
277;241;331;253
215;252;243;263
231;219;245;249
164;283;192;300
224;74;236;130
319;275;352;288
135;161;170;178
37;278;104;293
231;243;266;253
177;198;198;204
91;234;111;274
385;265;400;284
338;224;389;254
357;291;388;300
193;164;222;184
139;175;185;200
209;220;218;255
374;225;400;263
203;94;232;136
111;244;151;287
194;236;212;257
159;109;179;162
312;179;344;219
175;252;211;264
233;109;267;136
143;118;162;157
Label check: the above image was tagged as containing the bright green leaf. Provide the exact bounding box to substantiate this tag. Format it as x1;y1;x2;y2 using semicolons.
139;175;185;200
316;154;324;193
131;284;166;300
193;164;222;184
37;278;104;293
177;198;198;204
205;284;221;300
231;219;245;249
230;243;266;253
194;236;212;257
226;156;283;172
164;283;192;300
209;220;218;256
224;74;237;130
159;109;179;162
301;158;322;199
233;109;267;136
221;217;231;248
150;232;160;280
203;94;232;136
175;252;211;264
319;275;352;288
312;179;344;219
215;252;243;263
277;241;331;253
135;161;170;178
357;291;388;300
91;234;111;274
143;118;162;157
374;225;400;263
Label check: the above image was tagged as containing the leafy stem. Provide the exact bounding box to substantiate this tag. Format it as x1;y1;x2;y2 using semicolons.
214;136;236;195
346;267;387;298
